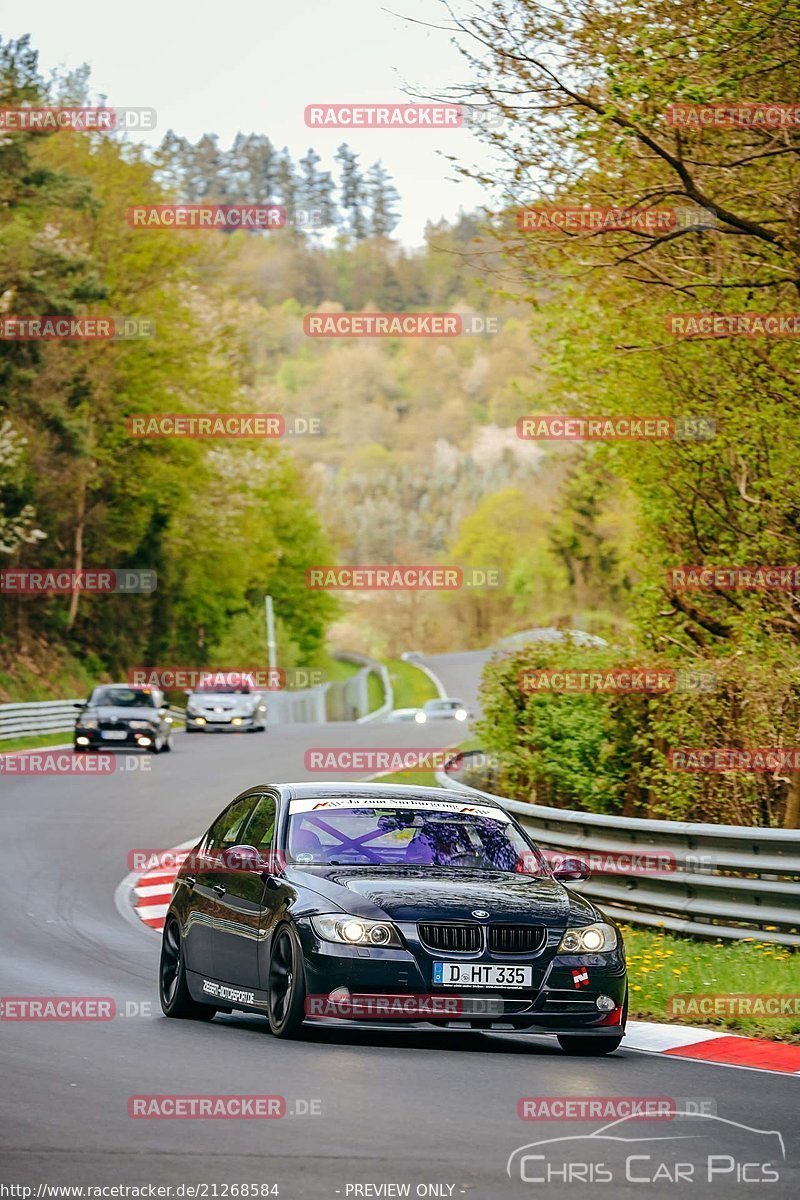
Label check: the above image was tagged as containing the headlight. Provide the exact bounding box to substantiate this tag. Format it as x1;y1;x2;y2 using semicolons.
558;922;617;954
414;711;426;723
129;720;155;730
310;914;402;948
80;717;99;730
455;708;467;720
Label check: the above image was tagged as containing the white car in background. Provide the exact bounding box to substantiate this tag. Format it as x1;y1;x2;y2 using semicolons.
417;697;472;724
185;674;268;733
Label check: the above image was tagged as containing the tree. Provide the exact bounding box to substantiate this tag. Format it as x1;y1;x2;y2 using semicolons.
335;143;368;240
366;161;400;237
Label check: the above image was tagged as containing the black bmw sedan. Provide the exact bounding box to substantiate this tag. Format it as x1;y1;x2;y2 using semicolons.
74;684;174;753
159;783;627;1054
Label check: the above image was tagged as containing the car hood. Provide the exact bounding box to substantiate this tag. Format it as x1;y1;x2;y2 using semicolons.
287;865;598;926
188;693;254;710
80;705;159;722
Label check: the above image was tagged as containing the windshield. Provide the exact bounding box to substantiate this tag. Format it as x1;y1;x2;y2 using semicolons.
286;802;547;874
194;681;252;694
425;700;462;712
90;687;157;708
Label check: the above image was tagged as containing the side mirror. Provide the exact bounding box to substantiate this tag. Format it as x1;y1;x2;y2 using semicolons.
552;856;589;882
219;844;265;872
73;702;84;710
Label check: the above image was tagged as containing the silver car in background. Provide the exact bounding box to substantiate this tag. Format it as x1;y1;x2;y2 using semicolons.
185;673;268;733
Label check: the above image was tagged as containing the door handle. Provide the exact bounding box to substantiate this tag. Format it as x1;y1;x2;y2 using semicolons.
212;883;226;896
185;875;196;888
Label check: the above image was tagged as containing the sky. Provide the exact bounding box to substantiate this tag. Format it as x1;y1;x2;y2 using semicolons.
7;0;504;245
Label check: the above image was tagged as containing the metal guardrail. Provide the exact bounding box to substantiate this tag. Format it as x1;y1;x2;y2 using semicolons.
0;699;188;742
332;652;393;723
0;652;393;742
0;699;84;741
436;751;800;946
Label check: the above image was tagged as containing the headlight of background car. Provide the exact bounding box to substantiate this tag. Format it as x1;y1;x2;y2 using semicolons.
310;914;402;948
558;922;617;953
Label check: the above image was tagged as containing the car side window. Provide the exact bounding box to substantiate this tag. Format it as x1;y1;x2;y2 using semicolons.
242;793;278;849
206;796;259;853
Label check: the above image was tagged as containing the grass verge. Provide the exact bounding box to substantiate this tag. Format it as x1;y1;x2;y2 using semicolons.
0;731;74;753
384;658;439;710
622;924;799;1042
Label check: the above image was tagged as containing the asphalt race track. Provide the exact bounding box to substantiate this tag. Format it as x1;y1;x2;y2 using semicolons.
1;651;798;1198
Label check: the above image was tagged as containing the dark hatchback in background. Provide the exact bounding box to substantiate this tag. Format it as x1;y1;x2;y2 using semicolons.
159;783;627;1054
74;684;174;753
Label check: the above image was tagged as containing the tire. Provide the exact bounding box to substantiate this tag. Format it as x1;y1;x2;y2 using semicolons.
159;917;216;1021
162;734;173;753
267;923;307;1038
557;1033;624;1055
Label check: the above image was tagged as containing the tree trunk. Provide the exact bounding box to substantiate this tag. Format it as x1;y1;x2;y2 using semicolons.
66;482;86;630
784;772;800;829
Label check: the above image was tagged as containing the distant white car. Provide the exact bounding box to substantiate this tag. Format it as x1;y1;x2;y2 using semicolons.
400;650;424;662
417;698;472;723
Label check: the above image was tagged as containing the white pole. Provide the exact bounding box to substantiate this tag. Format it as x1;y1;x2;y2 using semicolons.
265;594;277;672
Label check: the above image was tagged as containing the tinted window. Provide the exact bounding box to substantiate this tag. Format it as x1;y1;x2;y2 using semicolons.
287;805;546;873
207;796;260;852
242;793;278;849
90;687;158;708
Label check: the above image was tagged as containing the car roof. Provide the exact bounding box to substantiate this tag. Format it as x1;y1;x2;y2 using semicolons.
261;781;507;809
95;682;159;690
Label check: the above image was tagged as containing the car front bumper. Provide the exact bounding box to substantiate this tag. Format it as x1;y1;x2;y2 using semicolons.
185;713;262;730
296;921;627;1033
74;726;159;748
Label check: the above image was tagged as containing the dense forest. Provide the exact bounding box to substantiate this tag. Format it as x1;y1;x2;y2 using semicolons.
3;4;799;828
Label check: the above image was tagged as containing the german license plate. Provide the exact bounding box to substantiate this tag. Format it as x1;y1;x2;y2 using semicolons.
100;730;127;740
433;963;532;988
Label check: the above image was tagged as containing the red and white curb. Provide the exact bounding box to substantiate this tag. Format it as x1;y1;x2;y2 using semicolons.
121;844;800;1075
129;840;197;931
623;1020;800;1075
